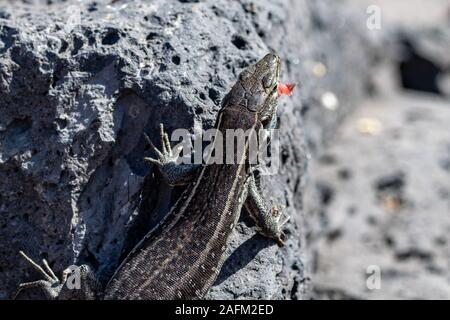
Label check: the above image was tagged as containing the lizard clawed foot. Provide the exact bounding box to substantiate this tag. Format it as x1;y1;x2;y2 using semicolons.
143;124;200;186
271;205;289;247
272;205;289;225
14;251;63;299
143;123;183;168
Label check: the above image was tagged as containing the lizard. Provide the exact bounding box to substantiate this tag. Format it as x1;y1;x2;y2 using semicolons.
14;53;293;300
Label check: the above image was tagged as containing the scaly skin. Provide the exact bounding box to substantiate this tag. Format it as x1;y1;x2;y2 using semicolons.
15;53;290;300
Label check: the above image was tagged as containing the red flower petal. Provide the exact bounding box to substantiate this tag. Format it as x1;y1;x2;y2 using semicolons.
277;82;296;97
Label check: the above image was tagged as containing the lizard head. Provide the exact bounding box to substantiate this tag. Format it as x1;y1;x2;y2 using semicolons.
234;53;283;127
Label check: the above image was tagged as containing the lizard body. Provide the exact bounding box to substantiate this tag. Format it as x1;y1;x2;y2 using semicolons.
15;53;290;300
105;108;257;299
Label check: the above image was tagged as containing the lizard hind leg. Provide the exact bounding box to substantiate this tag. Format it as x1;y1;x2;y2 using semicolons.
244;172;290;247
15;251;101;300
143;123;201;186
14;251;63;299
269;205;289;246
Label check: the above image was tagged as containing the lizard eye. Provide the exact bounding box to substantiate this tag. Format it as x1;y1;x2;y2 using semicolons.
239;65;256;82
262;74;274;89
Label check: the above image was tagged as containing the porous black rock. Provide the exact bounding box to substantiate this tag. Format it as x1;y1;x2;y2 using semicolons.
0;0;372;299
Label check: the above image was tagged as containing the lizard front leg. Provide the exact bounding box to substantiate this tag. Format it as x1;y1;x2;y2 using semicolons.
244;170;289;247
143;123;201;186
14;251;101;300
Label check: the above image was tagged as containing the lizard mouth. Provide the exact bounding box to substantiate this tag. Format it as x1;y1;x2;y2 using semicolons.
260;81;295;127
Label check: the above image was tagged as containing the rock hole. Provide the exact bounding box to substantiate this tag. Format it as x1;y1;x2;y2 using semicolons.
337;168;351;180
290;278;300;300
4;117;33;152
398;39;442;94
162;42;174;51
395;249;432;262
281;147;289;165
171;55;181;65
384;235;395;247
434;236;447;246
347;206;357;216
146;32;159;41
59;39;69;53
55;118;67;130
87;2;98;12
366;216;377;225
208;88;220;104
316;182;334;206
326;229;342;242
102;28;121;45
231;35;248;50
375;172;405;193
71;36;84;55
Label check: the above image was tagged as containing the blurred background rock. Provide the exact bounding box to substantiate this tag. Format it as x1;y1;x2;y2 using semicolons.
306;0;450;299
